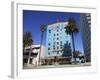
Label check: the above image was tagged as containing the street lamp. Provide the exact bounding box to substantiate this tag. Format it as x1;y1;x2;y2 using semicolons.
39;24;46;65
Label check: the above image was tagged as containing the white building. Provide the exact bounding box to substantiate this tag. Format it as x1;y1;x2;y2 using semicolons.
23;45;46;65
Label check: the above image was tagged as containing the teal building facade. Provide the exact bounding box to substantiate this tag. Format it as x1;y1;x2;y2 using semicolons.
46;21;72;57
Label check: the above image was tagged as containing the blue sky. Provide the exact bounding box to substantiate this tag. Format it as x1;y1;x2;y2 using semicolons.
23;10;84;53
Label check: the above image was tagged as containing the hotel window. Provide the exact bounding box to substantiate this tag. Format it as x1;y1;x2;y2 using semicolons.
57;42;59;45
57;46;59;49
57;33;59;36
53;46;55;49
60;41;62;44
57;29;59;32
48;52;50;55
60;45;62;48
49;29;51;33
48;47;50;50
53;45;55;47
57;51;59;54
57;37;59;40
48;43;50;46
57;26;59;29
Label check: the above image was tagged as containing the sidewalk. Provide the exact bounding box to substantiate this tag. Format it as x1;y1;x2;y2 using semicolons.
23;62;91;69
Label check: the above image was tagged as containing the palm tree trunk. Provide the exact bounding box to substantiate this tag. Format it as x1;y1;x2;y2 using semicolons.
39;32;43;65
71;32;76;63
27;45;32;64
83;53;86;63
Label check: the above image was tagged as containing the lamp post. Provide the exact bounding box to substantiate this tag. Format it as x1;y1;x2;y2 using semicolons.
39;24;46;65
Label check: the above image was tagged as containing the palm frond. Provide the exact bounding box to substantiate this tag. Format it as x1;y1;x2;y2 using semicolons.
23;32;33;48
65;17;79;34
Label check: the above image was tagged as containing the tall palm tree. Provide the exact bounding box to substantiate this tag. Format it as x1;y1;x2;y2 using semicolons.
39;24;46;65
65;17;79;63
23;32;33;64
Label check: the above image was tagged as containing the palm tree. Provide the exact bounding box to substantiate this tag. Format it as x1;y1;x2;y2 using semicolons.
65;17;79;63
23;32;33;64
39;24;46;65
74;50;81;58
62;41;72;57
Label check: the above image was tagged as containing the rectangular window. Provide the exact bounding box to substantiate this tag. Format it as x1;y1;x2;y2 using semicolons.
53;45;55;49
57;46;59;49
48;43;50;46
60;41;62;44
57;38;59;40
48;48;50;50
60;45;62;48
57;42;59;45
53;47;55;49
48;52;50;55
49;29;51;33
